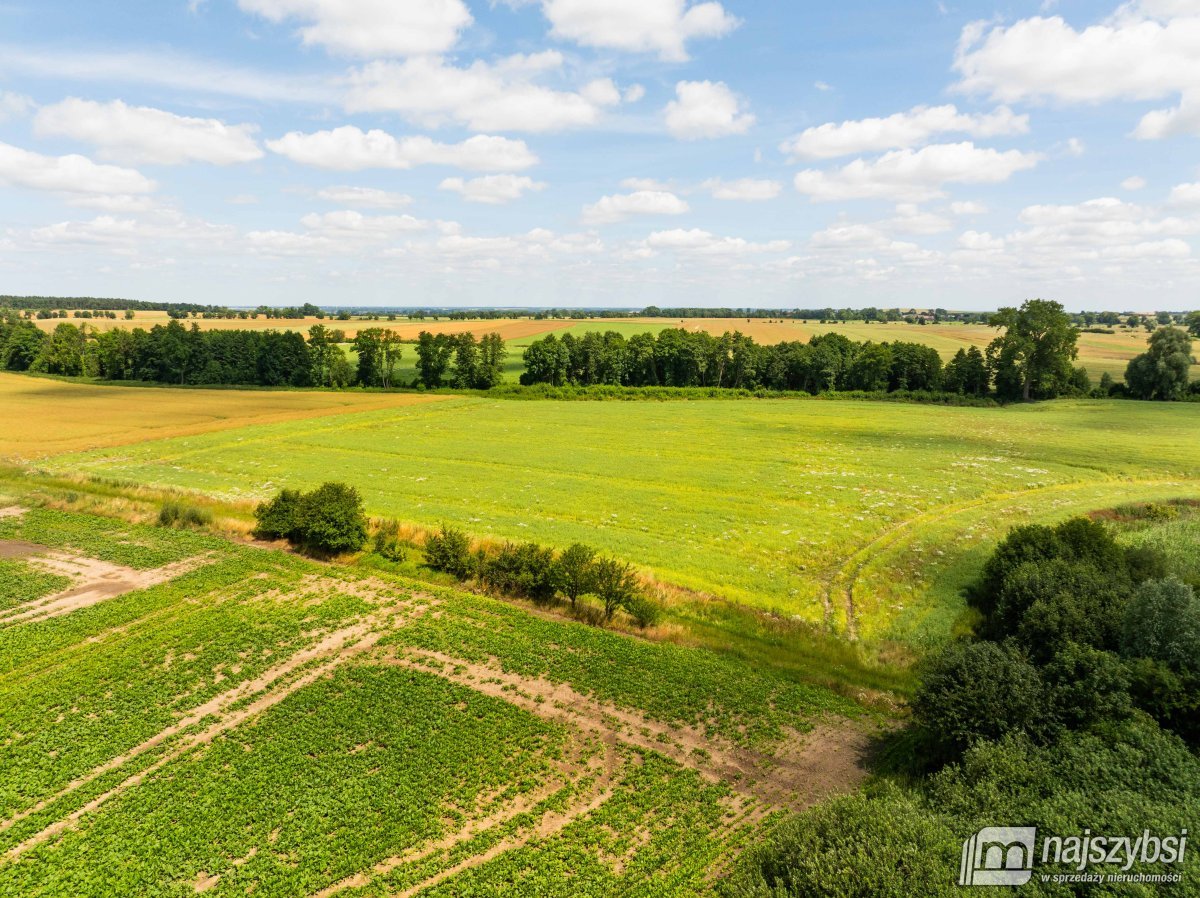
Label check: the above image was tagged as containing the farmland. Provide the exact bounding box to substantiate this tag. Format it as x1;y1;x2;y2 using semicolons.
27;392;1200;646
0;505;864;897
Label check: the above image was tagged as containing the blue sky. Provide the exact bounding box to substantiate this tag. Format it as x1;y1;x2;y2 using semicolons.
0;0;1198;310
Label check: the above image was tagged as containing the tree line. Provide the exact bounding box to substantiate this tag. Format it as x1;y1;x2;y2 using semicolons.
0;314;507;390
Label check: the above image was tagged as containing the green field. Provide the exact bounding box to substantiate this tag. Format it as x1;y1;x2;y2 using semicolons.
0;506;863;897
37;396;1200;645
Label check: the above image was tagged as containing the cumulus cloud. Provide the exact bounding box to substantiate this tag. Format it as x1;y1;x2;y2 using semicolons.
439;174;547;204
1166;182;1200;207
644;228;790;255
345;53;626;132
529;0;739;61
780;104;1028;160
953;4;1200;137
236;0;473;57
0;141;156;195
266;126;539;171
300;209;432;235
1122;176;1148;190
316;186;412;208
793;142;1042;202
698;178;782;201
34;98;262;165
664;81;755;139
581;190;690;224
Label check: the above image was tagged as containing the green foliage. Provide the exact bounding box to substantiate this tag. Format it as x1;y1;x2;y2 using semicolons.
423;524;474;578
156;500;212;530
371;518;409;562
592;556;641;621
1121;577;1200;673
254;483;367;555
552;543;596;608
0;560;70;611
1125;326;1195;400
987;299;1079;400
479;541;558;604
912;641;1049;759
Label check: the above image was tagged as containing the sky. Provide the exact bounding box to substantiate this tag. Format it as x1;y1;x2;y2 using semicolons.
0;0;1199;310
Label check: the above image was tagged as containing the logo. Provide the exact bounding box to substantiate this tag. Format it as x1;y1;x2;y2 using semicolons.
959;827;1037;887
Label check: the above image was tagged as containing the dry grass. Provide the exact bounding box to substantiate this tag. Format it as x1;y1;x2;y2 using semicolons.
0;373;449;460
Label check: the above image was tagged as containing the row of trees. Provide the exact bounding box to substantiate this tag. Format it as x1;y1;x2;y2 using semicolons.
422;527;657;626
0;314;508;391
726;513;1200;895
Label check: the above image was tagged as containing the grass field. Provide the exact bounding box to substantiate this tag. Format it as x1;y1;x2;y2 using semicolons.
29;392;1200;646
0;505;865;897
30;312;1187;383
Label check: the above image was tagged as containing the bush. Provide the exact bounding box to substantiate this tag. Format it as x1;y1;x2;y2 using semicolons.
552;543;597;608
480;541;558;604
1120;577;1200;673
591;557;641;621
423;525;474;578
371;519;408;562
254;488;303;541
912;641;1050;760
253;483;367;556
622;593;662;628
158;500;212;530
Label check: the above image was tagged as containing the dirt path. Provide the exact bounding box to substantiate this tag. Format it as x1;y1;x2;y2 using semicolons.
0;552;216;627
382;648;870;815
2;598;426;859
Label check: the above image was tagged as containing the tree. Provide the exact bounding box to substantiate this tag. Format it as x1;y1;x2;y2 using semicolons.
415;331;454;388
1186;310;1200;337
591;557;640;621
353;328;403;388
294;482;367;555
423;525;474;578
1121;578;1200;673
1124;327;1194;400
986;299;1079;400
253;488;304;541
308;324;346;387
553;543;596;609
450;333;479;389
476;333;506;388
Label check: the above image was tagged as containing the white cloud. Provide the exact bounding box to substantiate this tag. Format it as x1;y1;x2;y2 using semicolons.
814;80;833;92
439;174;547;204
644;228;790;255
237;0;473;57
345;53;625;132
623;84;646;103
0;141;156;195
301;209;432;235
954;5;1200;137
582;190;690;224
0;90;33;122
1167;182;1200;207
267;126;538;171
699;177;782;201
664;80;755;139
793;142;1042;202
1003;197;1200;264
532;0;738;61
316;186;412;208
781;104;1028;160
950;200;988;214
1122;176;1148;190
620;177;674;192
958;230;1006;252
34;98;262;166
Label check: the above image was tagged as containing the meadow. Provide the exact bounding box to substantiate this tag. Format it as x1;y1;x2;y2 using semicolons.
0;504;863;897
30;393;1200;646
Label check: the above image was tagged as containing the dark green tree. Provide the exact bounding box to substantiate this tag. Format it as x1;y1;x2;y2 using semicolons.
987;299;1079;400
1124;327;1194;400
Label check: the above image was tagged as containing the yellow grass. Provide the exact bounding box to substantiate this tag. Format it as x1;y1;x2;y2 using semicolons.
0;373;448;460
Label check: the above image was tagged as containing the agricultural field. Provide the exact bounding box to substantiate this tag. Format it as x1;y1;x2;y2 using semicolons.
29;312;1183;382
0;504;866;897
0;373;449;460
26;392;1200;647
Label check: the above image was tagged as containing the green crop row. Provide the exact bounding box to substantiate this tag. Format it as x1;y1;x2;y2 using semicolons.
0;560;70;611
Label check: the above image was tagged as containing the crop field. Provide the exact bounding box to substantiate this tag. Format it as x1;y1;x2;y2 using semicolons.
27;394;1200;646
0;505;865;897
0;373;449;460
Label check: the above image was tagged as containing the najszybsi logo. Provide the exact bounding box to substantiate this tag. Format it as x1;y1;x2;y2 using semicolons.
960;827;1037;886
958;827;1188;887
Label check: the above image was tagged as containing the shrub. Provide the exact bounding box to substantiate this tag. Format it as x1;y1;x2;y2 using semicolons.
480;541;557;604
253;483;366;556
591;556;640;622
912;641;1049;760
254;488;303;541
552;543;597;608
1041;642;1130;730
371;519;408;562
1120;577;1200;673
423;525;474;579
622;593;662;628
158;500;212;530
293;482;367;555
